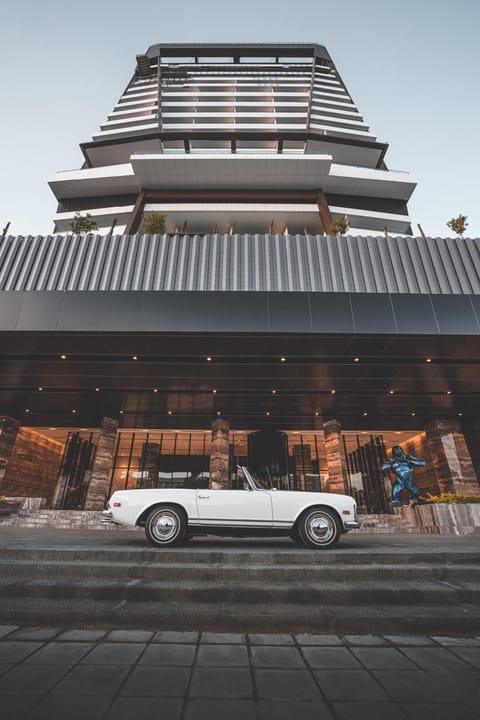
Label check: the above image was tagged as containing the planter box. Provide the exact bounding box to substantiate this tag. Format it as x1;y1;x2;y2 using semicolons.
394;503;480;535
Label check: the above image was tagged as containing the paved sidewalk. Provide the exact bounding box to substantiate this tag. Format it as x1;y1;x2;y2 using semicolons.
0;627;479;719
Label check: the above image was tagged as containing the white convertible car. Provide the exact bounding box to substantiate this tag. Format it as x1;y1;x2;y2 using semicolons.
102;466;359;549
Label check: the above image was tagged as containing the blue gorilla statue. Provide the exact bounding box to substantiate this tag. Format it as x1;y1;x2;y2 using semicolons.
381;446;426;506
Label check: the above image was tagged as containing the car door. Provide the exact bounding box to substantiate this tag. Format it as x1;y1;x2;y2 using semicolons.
196;488;273;527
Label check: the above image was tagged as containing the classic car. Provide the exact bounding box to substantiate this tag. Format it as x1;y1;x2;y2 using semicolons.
102;466;359;549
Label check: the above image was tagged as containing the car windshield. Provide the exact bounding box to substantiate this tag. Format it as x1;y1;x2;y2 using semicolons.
238;466;268;491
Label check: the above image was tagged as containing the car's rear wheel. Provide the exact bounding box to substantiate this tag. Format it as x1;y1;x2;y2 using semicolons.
298;508;341;549
145;505;187;547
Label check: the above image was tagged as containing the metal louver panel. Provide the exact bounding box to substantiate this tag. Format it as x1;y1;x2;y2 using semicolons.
1;234;479;294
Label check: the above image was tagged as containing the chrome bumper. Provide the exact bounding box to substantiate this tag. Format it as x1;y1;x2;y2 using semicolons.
101;509;114;524
343;520;360;530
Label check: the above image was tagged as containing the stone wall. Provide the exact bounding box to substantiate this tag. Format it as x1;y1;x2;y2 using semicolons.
1;428;63;507
394;503;480;535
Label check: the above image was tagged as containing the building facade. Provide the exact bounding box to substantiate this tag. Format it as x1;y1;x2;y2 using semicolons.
1;43;480;512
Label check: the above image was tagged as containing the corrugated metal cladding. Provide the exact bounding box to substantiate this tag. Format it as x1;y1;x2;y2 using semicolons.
1;234;480;294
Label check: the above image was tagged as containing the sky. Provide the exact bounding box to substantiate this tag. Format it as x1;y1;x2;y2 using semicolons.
1;0;479;237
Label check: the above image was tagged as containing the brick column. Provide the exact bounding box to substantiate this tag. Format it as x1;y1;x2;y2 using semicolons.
425;419;480;496
0;416;20;488
84;417;119;510
323;419;348;495
209;418;230;489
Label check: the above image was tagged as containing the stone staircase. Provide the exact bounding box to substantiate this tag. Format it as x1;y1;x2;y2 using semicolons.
0;533;479;634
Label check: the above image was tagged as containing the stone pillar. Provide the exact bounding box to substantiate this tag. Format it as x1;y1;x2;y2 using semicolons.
425;419;480;496
209;418;230;489
323;419;348;495
0;416;20;487
84;417;119;510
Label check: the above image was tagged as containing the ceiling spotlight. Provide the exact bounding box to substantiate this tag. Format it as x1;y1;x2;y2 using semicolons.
212;389;217;394
38;387;43;391
389;390;395;395
362;412;368;417
25;409;30;413
206;356;212;362
132;355;138;361
153;388;158;393
266;411;270;416
72;410;77;414
272;389;277;394
95;387;100;392
60;354;67;360
426;358;432;363
447;390;452;395
354;357;360;362
315;412;319;416
120;410;124;414
217;411;221;416
331;389;336;394
168;410;173;415
458;412;463;417
280;357;287;362
411;412;416;416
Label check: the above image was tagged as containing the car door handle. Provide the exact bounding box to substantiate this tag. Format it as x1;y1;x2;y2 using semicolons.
198;494;210;499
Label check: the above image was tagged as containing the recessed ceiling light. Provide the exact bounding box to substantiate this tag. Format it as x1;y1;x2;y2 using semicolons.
280;357;286;362
120;410;124;414
153;388;158;392
168;410;173;415
25;409;30;413
266;412;270;416
72;410;76;414
132;355;138;360
272;389;277;394
458;412;463;417
363;412;368;416
389;390;395;395
354;357;360;362
426;358;432;363
411;412;416;416
447;390;452;395
38;387;43;391
217;411;221;416
95;387;100;392
206;356;212;362
331;389;336;394
212;389;217;394
60;354;67;360
315;412;319;416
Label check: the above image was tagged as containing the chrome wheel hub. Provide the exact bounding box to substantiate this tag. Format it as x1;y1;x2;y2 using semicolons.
152;512;178;542
307;513;334;544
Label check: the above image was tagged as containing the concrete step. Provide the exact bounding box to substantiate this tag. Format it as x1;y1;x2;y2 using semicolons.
0;558;478;583
0;595;479;634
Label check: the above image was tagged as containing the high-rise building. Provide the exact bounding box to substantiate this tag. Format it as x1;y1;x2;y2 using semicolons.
49;43;416;236
1;43;480;514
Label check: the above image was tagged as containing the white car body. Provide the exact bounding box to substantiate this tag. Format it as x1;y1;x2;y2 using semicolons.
103;467;359;548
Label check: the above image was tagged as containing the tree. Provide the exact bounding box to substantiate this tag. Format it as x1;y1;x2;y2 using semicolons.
447;214;468;238
141;212;167;234
70;213;97;234
329;215;349;236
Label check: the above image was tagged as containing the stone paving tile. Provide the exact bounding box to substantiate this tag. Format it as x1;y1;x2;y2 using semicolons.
185;698;258;720
189;667;253;698
0;625;17;639
315;670;390;702
448;647;480;669
250;646;305;668
401;702;477;720
0;663;71;695
0;695;42;720
383;635;436;646
248;634;294;645
201;632;246;644
259;699;333;719
56;629;107;642
6;626;61;641
351;647;419;670
254;669;322;700
52;664;131;696
121;666;190;697
302;647;362;669
0;641;43;663
400;646;474;669
332;701;408;720
426;670;480;712
372;670;459;703
80;642;145;665
295;634;343;646
106;696;183;720
23;641;94;665
196;644;248;667
431;636;480;646
152;630;199;643
104;630;153;643
26;694;112;720
342;635;390;646
139;643;196;666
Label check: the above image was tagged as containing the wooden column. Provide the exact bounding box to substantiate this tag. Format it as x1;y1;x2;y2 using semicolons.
317;191;333;235
0;416;20;487
209;418;230;489
323;419;348;495
84;417;119;510
425;419;480;496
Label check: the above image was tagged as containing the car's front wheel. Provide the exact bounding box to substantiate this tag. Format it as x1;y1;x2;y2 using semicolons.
297;508;341;549
145;505;187;547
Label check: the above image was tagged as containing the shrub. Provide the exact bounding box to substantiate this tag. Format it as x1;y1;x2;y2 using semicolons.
70;213;97;234
424;492;480;504
141;212;167;234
